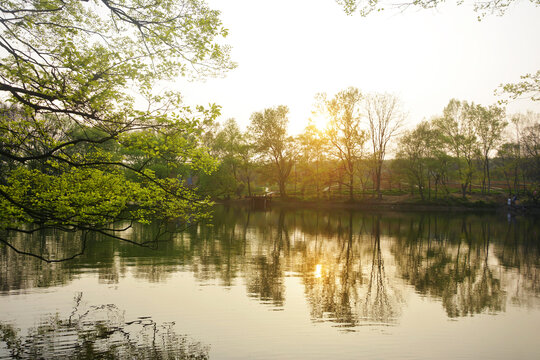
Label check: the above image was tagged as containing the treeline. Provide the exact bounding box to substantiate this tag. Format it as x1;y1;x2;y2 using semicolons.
3;89;537;214
197;88;540;203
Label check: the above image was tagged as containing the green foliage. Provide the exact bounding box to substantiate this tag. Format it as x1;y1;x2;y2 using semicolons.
498;70;540;103
0;0;233;259
323;87;367;200
196;118;256;198
433;99;478;197
296;122;330;198
0;108;217;229
249;106;296;198
335;0;534;17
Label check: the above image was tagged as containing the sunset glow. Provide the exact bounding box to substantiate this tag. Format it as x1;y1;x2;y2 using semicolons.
314;264;323;279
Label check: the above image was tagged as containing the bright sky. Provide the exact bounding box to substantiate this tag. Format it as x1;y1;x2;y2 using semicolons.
178;0;540;134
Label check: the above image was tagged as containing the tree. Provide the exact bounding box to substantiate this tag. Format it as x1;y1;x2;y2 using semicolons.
397;121;431;200
365;93;404;199
498;70;540;103
335;0;534;17
470;104;506;194
496;111;539;196
323;87;367;201
397;119;451;200
434;99;477;198
249;106;295;198
237;135;258;198
199;118;244;198
497;142;521;196
0;0;234;261
521;121;540;197
297;121;329;198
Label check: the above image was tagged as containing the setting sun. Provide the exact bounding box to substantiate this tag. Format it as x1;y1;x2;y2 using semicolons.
308;113;331;132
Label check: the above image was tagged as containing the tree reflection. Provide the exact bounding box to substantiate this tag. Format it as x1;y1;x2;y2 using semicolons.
392;215;506;317
302;211;363;327
301;212;402;328
245;210;287;307
496;216;540;306
0;293;209;359
360;215;401;323
0;229;85;292
1;207;539;327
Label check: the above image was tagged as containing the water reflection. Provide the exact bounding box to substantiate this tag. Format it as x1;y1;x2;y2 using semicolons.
391;215;506;317
0;293;209;359
1;207;539;329
300;213;403;328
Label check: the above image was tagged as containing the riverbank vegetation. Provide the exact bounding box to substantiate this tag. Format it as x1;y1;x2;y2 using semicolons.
197;94;539;208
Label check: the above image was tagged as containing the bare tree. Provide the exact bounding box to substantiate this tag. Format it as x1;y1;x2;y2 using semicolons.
365;93;404;199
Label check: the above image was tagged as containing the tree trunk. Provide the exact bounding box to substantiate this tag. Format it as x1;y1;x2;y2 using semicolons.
428;176;431;200
279;178;287;199
486;157;491;194
349;172;354;201
419;183;425;201
315;160;320;199
503;170;511;195
375;164;382;199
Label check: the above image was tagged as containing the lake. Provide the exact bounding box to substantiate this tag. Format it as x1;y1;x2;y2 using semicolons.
1;206;539;359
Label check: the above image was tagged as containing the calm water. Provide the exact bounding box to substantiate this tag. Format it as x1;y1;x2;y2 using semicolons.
1;206;539;359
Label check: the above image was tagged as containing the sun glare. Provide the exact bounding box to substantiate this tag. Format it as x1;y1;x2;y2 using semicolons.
309;113;330;132
314;264;323;278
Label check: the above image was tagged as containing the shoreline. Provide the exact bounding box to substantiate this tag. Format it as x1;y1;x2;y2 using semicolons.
215;197;540;214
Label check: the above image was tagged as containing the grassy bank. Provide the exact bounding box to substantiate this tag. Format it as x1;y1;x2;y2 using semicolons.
216;193;540;214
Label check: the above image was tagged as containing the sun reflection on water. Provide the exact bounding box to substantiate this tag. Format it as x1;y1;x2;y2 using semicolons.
314;264;322;279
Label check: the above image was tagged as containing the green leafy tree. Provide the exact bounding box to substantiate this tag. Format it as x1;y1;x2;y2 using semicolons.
0;0;234;261
248;106;295;198
434;99;478;198
199;118;247;198
397;121;431;200
521;122;540;200
498;70;540;103
497;142;522;195
470;104;507;194
335;0;535;17
297;121;330;198
323;87;367;201
237;138;258;197
397;119;451;200
495;111;538;196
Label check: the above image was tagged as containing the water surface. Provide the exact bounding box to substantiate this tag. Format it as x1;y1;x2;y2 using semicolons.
1;206;539;359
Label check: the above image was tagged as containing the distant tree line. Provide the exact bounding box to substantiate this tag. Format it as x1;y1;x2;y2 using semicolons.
197;88;540;204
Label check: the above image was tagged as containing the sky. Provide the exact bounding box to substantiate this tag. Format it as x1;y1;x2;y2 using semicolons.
177;0;540;134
